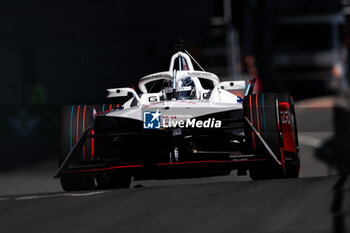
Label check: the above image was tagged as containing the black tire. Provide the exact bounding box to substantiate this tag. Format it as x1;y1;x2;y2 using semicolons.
277;93;300;178
59;105;96;191
60;174;96;191
243;93;286;180
59;104;131;191
107;172;132;189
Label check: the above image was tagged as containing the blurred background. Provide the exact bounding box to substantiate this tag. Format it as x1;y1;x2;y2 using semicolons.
1;0;350;194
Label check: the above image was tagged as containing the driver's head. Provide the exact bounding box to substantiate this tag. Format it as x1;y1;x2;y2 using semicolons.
177;77;196;99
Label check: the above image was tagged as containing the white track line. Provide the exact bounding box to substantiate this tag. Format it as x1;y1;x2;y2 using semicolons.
15;190;108;201
62;191;108;197
298;134;323;148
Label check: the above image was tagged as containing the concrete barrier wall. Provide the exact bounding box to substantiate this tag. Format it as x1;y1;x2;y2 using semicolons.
0;105;60;170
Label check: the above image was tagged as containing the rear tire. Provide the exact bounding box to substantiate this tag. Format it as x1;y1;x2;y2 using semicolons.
277;93;300;178
243;93;287;179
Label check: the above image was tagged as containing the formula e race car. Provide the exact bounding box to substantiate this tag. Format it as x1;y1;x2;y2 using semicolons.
56;42;300;191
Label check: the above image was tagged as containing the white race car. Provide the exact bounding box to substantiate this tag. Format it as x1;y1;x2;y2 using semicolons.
56;42;300;191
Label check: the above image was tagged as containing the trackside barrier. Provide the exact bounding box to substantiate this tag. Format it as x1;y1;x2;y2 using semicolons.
0;105;60;170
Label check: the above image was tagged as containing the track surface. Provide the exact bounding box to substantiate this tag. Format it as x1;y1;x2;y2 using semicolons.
1;176;349;233
0;96;348;232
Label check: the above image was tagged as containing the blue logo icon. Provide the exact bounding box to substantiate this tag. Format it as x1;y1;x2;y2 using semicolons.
143;110;161;129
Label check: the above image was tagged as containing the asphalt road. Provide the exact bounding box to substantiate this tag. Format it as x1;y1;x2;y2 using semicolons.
1;176;348;233
0;96;348;233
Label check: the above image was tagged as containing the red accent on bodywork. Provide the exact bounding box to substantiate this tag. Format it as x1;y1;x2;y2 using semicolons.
83;146;86;160
91;129;95;159
97;110;112;115
82;105;87;131
61;159;266;174
279;102;297;154
62;164;143;173
228;90;245;98
82;105;87;160
280;147;285;168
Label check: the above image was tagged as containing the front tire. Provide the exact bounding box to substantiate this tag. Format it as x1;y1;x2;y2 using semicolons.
59;105;96;191
59;104;132;191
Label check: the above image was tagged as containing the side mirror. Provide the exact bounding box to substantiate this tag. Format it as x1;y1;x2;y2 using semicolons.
217;81;246;90
107;87;141;103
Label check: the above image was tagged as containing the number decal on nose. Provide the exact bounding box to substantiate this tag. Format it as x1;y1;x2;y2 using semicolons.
280;111;291;124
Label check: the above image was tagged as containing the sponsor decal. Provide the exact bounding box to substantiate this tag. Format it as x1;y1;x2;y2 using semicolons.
187;71;211;77
143;109;221;129
162;118;221;128
143;110;162;129
280;111;291;124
